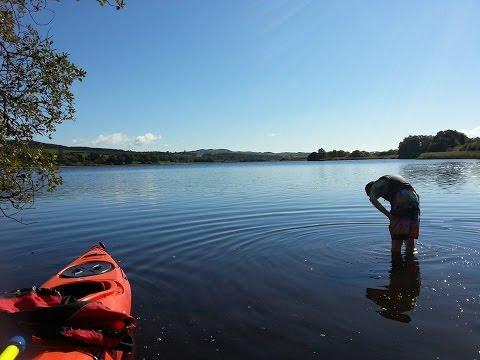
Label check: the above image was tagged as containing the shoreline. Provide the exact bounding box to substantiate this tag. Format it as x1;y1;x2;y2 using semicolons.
417;151;480;159
57;155;480;168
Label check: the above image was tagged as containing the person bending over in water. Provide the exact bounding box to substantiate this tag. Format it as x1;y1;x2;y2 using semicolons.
365;175;420;254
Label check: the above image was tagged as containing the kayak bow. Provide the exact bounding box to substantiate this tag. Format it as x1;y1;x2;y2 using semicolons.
27;243;132;360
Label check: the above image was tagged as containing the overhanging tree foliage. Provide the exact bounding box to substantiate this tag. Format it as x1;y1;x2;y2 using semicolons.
0;0;123;220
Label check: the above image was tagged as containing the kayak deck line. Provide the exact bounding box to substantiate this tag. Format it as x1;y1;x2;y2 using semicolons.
2;243;133;360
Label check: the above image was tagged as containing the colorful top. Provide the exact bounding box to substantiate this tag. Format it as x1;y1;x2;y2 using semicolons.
369;179;420;214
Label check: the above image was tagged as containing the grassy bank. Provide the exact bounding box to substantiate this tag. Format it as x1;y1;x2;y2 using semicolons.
417;151;480;159
308;154;397;161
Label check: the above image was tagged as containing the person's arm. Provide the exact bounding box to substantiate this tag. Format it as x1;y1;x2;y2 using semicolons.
370;198;391;220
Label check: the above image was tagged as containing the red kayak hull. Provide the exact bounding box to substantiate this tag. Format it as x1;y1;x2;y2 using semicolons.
27;245;132;360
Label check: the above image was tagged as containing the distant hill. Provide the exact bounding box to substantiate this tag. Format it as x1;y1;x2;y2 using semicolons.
25;141;310;166
191;149;233;155
27;141;125;154
190;148;308;159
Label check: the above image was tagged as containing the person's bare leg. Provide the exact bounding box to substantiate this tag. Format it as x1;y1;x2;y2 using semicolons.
391;246;402;265
391;239;402;254
404;238;415;255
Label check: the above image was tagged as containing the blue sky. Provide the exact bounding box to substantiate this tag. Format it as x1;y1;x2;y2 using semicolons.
42;0;480;152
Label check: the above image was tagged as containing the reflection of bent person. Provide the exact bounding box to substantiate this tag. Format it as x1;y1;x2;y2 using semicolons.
366;255;421;323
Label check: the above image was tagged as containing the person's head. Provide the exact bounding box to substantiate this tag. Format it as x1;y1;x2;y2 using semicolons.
365;181;375;197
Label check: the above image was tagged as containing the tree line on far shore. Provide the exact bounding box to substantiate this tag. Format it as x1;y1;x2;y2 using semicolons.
52;128;480;166
54;148;308;166
397;130;479;158
307;149;397;161
308;129;480;161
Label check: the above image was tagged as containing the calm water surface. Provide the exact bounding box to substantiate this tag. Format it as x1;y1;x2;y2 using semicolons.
1;160;480;359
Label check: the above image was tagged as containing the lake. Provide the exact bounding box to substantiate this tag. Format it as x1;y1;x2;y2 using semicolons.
1;160;479;359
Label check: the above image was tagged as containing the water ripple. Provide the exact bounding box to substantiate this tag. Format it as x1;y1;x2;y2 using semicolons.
1;160;480;359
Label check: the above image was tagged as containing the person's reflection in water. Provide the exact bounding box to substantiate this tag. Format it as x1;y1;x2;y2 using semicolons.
366;254;421;323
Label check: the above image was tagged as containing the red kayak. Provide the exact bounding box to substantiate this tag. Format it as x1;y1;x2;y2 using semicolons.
24;243;133;360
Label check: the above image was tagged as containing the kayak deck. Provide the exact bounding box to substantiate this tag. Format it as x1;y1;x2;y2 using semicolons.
26;244;132;360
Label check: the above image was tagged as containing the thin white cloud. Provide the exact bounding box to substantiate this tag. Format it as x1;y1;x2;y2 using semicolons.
134;133;161;145
73;132;162;148
266;132;279;137
93;132;131;146
459;126;480;138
